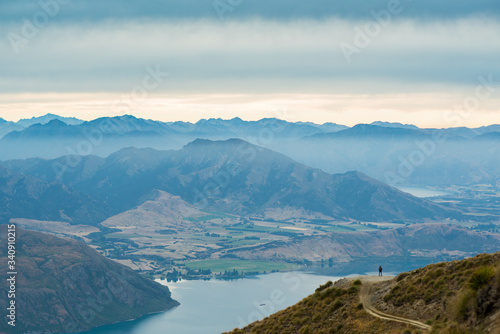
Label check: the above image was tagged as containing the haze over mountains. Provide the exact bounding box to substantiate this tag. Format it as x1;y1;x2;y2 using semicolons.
1;114;498;187
1;114;498;333
0;138;462;224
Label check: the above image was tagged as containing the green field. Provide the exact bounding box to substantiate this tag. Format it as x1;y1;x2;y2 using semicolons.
183;259;300;273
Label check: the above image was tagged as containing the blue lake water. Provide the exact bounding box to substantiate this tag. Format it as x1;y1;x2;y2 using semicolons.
396;186;453;198
81;272;352;334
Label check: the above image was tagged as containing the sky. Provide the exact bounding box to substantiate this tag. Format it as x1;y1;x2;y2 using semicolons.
0;0;499;127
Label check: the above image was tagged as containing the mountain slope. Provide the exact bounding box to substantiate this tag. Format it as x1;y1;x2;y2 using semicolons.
2;139;463;222
0;166;111;225
225;252;500;334
101;190;205;232
0;226;178;334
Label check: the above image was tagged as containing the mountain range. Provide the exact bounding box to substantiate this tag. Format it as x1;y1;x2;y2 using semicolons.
0;115;347;160
0;138;462;224
0;114;498;187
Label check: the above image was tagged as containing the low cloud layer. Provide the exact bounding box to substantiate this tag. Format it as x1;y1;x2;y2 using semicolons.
1;17;499;94
1;2;499;126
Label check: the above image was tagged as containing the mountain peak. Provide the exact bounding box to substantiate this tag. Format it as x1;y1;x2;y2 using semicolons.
17;113;83;127
371;121;419;129
46;119;68;127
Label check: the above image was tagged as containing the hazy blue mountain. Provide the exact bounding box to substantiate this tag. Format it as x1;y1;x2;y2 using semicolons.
370;121;420;130
1;139;463;222
5;119;76;139
82;114;173;135
0;115;347;160
167;117;347;141
279;124;500;187
0;226;178;334
0;166;110;224
306;124;430;140
2;115;499;187
0;118;24;139
0;116;182;160
0;114;82;139
477;131;500;140
16;113;83;127
476;124;500;134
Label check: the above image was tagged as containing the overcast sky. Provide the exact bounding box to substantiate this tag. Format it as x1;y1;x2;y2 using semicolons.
0;0;499;126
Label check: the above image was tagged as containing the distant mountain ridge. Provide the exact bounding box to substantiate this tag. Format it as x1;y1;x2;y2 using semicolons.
282;125;500;187
1;114;498;186
0;115;348;160
16;113;83;127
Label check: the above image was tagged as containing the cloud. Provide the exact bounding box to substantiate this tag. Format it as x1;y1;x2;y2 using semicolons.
0;17;499;95
1;0;499;23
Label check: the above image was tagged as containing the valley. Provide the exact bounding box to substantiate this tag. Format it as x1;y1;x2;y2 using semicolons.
1;115;499;333
12;183;500;282
3;0;500;331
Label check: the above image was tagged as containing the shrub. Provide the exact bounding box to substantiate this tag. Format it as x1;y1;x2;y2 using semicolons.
453;289;475;321
331;299;344;312
468;266;495;291
353;279;362;286
298;324;312;334
347;286;359;294
397;272;410;282
316;281;333;292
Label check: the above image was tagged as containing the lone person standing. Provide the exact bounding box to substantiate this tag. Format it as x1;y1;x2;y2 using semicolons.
379;265;383;276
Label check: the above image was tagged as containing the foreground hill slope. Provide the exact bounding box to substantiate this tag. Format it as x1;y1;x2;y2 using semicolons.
0;226;178;334
226;253;500;334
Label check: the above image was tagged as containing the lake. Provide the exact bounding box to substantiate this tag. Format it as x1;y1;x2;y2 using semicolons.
80;271;363;334
396;186;453;198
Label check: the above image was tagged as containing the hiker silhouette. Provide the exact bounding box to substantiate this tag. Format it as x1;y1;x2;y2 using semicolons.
379;265;383;276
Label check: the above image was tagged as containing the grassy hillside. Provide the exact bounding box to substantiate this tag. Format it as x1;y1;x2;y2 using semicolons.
224;280;412;334
378;253;500;333
225;253;500;334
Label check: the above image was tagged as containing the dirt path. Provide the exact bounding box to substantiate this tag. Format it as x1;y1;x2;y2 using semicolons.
355;276;432;331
